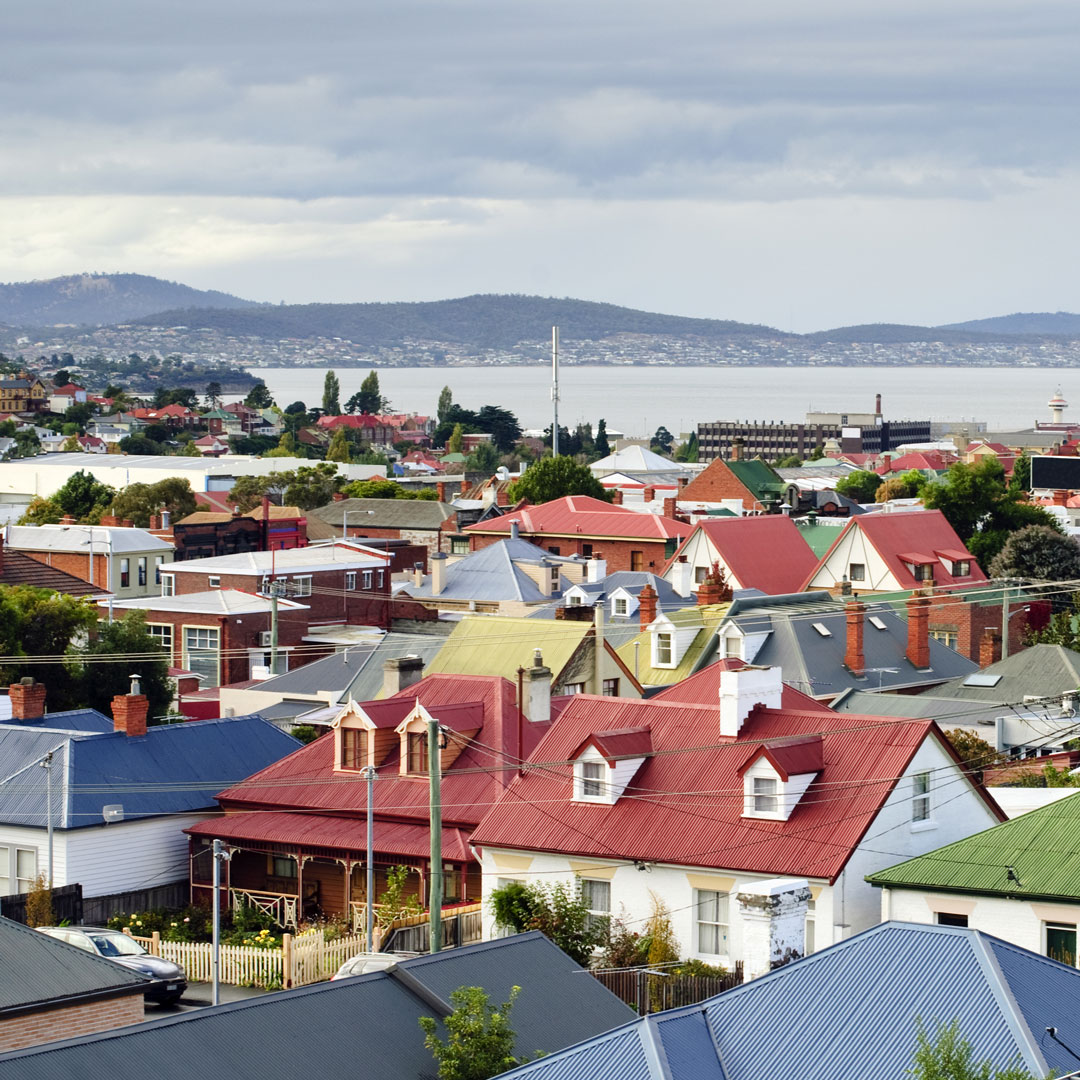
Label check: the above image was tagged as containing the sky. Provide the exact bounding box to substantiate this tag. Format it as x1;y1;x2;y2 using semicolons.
4;0;1080;331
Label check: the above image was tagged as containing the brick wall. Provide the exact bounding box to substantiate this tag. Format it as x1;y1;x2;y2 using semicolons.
926;593;1032;662
19;549;109;588
676;459;762;511
466;533;674;574
0;994;144;1052
345;524;444;561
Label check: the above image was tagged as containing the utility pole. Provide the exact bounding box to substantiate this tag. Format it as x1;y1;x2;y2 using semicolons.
269;590;279;675
1001;579;1011;661
428;717;443;954
551;326;560;457
211;839;232;1006
40;752;53;887
364;765;376;953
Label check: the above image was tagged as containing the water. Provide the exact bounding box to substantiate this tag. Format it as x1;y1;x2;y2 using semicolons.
247;365;1069;438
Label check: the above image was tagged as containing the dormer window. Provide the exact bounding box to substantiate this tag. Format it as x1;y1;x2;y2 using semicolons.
407;732;429;774
581;762;604;797
953;560;971;577
655;632;673;666
613;597;628;617
739;737;823;821
340;728;368;770
569;594;582;607
753;776;778;814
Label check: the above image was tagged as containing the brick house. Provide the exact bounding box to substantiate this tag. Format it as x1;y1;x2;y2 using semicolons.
463;496;692;574
162;540;392;631
677;449;796;514
171;504;308;560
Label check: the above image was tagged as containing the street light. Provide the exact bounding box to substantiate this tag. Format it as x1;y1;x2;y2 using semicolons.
343;507;376;539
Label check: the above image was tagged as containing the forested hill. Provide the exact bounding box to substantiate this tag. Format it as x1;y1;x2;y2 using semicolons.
940;312;1080;336
0;273;258;327
132;294;787;348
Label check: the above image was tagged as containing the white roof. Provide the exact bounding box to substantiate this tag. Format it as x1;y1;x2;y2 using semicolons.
168;540;389;576
109;589;307;614
590;445;688;475
5;523;175;554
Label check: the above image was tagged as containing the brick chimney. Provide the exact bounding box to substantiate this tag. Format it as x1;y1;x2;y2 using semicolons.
845;600;865;675
1054;489;1069;506
332;491;346;502
610;489;623;505
460;479;469;496
9;678;46;721
979;626;1002;669
663;496;677;519
643;486;655;503
496;485;508;507
436;481;447;503
677;476;689;490
638;584;658;629
100;514;120;527
60;514;76;525
730;438;745;462
112;676;149;736
906;595;931;670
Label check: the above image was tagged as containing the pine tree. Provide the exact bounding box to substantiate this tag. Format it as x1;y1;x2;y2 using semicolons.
448;423;465;454
322;370;341;415
326;426;351;462
437;385;453;425
594;418;610;457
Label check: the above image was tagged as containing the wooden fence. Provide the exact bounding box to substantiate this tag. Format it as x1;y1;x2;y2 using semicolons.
380;903;483;954
0;883;82;925
592;964;743;1014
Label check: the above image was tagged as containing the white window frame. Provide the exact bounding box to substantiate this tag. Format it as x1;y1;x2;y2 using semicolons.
805;896;816;955
346;572;357;591
753;776;779;814
15;847;37;894
1044;921;1078;967
376;569;385;587
137;557;147;586
695;889;729;957
155;555;164;585
208;575;221;589
654;631;674;667
569;594;582;607
612;597;628;617
912;771;932;825
183;625;221;688
574;753;610;803
161;573;175;597
362;570;373;590
563;682;586;695
0;845;8;895
579;878;611;935
293;575;312;597
119;557;130;588
849;562;866;582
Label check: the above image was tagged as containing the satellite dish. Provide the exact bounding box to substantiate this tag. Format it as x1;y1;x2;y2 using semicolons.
103;804;124;824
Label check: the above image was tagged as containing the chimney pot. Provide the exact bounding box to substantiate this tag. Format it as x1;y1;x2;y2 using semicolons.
332;491;345;502
610;489;623;505
509;520;520;542
643;486;655;503
431;552;448;596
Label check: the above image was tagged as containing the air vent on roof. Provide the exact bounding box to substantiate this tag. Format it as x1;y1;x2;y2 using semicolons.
962;673;1003;688
869;616;888;630
103;804;124;824
812;622;831;637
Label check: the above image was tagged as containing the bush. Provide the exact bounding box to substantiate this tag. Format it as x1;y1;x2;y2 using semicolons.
24;874;54;928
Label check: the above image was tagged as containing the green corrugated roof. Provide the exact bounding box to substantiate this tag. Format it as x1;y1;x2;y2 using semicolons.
424;615;591;683
867;790;1080;901
727;459;786;501
615;603;729;687
796;523;847;558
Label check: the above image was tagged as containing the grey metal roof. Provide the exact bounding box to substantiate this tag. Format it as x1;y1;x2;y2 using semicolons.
307;497;455;531
111;590;307;615
929;644;1080;702
6;524;174;554
0;932;632;1080
254;644;379;697
497;922;1080;1080
829;690;996;726
0;916;150;1015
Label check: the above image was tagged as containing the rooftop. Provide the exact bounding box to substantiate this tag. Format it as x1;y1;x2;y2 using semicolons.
166;540;388;575
464;495;692;541
5;524;174;554
110;589;307;615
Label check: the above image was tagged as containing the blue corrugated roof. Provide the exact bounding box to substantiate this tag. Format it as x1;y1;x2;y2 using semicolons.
0;715;300;829
2;709;115;733
499;922;1080;1080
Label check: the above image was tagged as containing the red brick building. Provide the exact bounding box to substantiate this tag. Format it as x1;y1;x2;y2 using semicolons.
462;496;692;574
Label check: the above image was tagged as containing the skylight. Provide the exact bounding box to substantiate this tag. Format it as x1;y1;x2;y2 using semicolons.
962;673;1003;688
812;622;832;637
869;616;888;630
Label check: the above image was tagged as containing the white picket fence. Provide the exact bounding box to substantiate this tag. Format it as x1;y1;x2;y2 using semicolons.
127;930;370;989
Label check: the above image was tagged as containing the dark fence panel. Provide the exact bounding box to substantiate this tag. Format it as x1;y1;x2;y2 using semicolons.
592;964;743;1014
0;883;82;925
81;880;189;926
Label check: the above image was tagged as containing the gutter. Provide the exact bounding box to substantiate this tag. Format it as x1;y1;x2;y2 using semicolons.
0;981;150;1021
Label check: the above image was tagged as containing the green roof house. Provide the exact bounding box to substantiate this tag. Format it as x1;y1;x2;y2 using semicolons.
868;791;1080;966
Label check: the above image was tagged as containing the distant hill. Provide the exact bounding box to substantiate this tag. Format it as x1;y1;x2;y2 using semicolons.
801;322;1050;345
133;294;788;348
940;312;1080;336
0;273;259;327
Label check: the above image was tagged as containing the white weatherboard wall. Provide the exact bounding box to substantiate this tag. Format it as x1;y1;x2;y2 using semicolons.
481;733;1002;963
882;887;1080;959
804;525;896;593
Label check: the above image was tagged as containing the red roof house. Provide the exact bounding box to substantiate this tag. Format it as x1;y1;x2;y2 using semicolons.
470;663;1004;965
802;509;987;594
463;496;691;574
661;516;819;597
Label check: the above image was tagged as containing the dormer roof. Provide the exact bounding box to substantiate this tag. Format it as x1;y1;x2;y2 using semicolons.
737;735;824;780
574;726;652;762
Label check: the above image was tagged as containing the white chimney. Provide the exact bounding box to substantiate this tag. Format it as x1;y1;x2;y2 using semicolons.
670;556;693;598
431;552;448;596
525;651;552;723
382;655;424;697
586;556;607;583
538;560;556;597
510;520;520;542
737;878;810;982
412;561;424;588
718;665;783;737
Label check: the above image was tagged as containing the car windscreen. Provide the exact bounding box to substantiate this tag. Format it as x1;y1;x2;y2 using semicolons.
88;932;147;957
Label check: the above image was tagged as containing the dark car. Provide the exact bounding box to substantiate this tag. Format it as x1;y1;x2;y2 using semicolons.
36;926;188;1004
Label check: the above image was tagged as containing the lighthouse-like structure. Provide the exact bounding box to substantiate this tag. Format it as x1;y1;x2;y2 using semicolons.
1049;388;1068;425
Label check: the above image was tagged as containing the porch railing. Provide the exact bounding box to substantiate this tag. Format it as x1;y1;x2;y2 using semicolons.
230;887;298;929
380;903;483;954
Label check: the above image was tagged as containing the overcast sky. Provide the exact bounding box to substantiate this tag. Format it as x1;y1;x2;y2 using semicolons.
4;0;1079;330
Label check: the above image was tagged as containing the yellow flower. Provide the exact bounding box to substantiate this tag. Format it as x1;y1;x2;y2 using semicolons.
171;922;178;928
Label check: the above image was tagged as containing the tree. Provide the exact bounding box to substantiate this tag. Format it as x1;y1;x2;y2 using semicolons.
488;880;606;966
475;406;522;452
419;985;525;1080
508;457;609;504
180;440;202;456
152;386;198;410
52;369;71;387
61;433;81;452
989;525;1080;585
12;428;40;459
943;728;1005;781
110;478;197;528
594;418;610;458
284;400;307;415
244;381;274;409
774;452;803;469
204;381;223;409
466;442;500;474
875;469;925;502
282;463;344;510
322;370;341;415
264;431;299;458
908;1019;1036;1080
836;469;883;503
345;370;386;415
1008;452;1032;496
79;612;173;721
326;426;352;463
63;402;95;431
448;423;465;454
344;478;421;500
437;385;453;425
24;873;54;927
118;434;163;455
651;427;674;456
54;470;116;521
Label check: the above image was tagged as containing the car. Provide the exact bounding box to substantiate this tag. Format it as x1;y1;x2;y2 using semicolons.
36;926;188;1004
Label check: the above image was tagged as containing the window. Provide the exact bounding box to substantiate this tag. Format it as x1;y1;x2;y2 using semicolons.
602;678;619;697
563;682;587;695
120;558;130;588
376;570;385;587
723;633;741;660
161;573;175;597
270;856;297;879
568;593;582;607
147;624;173;653
936;912;968;927
754;776;778;814
340;728;368;770
293;575;312;597
915;563;934;582
930;628;959;650
630;550;644;572
362;570;373;590
346;572;357;591
953;560;971;577
580;878;611;934
208;575;221;589
15;848;36;894
694;566;708;584
547;546;561;556
613;597;628;617
849;563;866;582
912;772;931;823
184;626;221;688
581;761;604;797
407;732;429;774
696;889;729;955
664;538;678;559
443;863;462;903
138;557;147;586
155;556;164;584
0;846;8;895
581;544;593;557
1046;922;1077;966
805;897;816;955
451;538;469;555
656;632;673;666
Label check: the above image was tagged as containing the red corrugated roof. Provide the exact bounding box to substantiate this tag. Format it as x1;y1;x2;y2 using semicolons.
471;695;967;881
186;811;472;860
666;517;818;594
464;496;691;541
737;736;824;779
653;659;833;714
581;727;653;761
802;510;987;591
